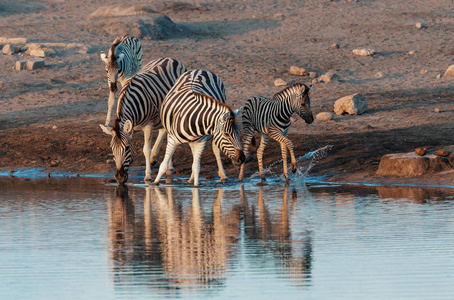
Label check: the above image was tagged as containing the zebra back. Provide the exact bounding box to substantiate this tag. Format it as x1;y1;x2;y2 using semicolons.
160;70;230;143
114;57;187;136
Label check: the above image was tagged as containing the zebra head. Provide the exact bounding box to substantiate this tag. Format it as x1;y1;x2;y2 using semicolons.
100;120;135;184
214;107;245;166
100;50;125;93
294;84;314;124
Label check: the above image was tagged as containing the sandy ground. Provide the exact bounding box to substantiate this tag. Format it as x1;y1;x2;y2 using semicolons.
1;0;454;186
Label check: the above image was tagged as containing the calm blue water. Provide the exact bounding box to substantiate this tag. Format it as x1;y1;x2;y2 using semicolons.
1;176;454;300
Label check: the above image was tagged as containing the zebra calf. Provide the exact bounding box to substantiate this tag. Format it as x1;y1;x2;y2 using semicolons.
100;35;143;126
153;70;245;186
100;57;187;184
238;83;314;182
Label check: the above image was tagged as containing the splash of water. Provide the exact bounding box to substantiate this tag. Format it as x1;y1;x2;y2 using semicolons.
247;145;332;182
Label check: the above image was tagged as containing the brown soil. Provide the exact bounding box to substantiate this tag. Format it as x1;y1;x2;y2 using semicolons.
1;0;454;186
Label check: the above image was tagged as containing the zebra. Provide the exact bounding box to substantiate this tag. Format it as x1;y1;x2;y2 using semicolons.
100;35;143;126
238;83;314;182
100;57;187;184
152;69;245;186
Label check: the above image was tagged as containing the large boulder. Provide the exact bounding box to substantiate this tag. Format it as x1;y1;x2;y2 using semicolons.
334;93;367;115
89;4;180;40
376;152;453;177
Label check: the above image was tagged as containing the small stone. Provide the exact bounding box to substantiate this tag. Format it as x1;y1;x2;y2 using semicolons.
436;73;442;79
437;149;449;157
289;66;307;76
415;22;425;29
434;108;440;113
0;37;27;44
444;65;454;77
274;78;287;86
311;78;318;84
15;60;27;70
334;93;367;115
318;72;338;83
26;58;45;70
52;125;58;130
2;44;21;55
419;69;428;75
408;50;416;55
352;48;376;56
375;72;385;78
331;43;339;49
29;49;50;58
414;148;426;156
316;112;334;121
309;71;317;78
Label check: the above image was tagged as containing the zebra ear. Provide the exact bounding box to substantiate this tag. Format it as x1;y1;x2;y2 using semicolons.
123;120;133;134
100;124;114;136
117;52;125;62
100;52;108;63
233;106;243;117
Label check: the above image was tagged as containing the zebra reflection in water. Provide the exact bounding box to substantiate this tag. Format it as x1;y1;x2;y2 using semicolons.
107;185;313;291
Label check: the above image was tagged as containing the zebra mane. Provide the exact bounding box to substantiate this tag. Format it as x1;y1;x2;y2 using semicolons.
193;91;236;124
108;35;128;67
272;82;309;99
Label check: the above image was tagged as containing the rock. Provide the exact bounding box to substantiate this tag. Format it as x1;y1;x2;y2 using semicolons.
316;112;334;121
437;149;449;157
29;49;50;58
415;22;425;29
289;66;307;76
89;4;157;17
318;72;338;83
274;78;287;86
309;71;317;78
311;78;318;84
333;93;367;115
436;73;442;79
444;65;454;77
408;50;416;55
419;69;428;75
2;44;22;55
415;148;426;156
377;152;452;176
434;108;440;113
375;72;385;78
0;37;27;44
352;48;376;56
331;43;339;49
15;60;27;70
26;58;45;70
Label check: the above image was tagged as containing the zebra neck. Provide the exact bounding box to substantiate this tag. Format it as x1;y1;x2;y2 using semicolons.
277;98;296;121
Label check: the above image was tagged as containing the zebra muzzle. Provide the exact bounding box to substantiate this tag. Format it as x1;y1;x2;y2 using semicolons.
115;166;128;184
110;82;117;93
233;149;245;166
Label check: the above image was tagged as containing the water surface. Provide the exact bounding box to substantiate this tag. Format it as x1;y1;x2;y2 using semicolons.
1;177;454;299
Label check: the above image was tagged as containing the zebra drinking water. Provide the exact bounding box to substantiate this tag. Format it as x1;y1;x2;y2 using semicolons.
238;83;314;182
100;35;143;126
100;57;187;184
153;70;245;186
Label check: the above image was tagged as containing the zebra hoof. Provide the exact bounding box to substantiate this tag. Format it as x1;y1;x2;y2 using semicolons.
150;181;159;186
260;176;266;182
220;177;228;182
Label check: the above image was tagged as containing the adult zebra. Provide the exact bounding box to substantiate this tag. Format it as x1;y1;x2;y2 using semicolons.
100;35;143;126
153;69;245;186
238;83;314;182
100;57;187;184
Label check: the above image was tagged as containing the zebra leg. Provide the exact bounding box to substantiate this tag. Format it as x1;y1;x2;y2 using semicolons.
257;133;269;182
188;140;207;186
239;126;255;181
105;91;115;126
279;142;290;182
153;137;178;185
142;125;153;182
150;129;165;166
269;130;297;180
212;141;228;181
